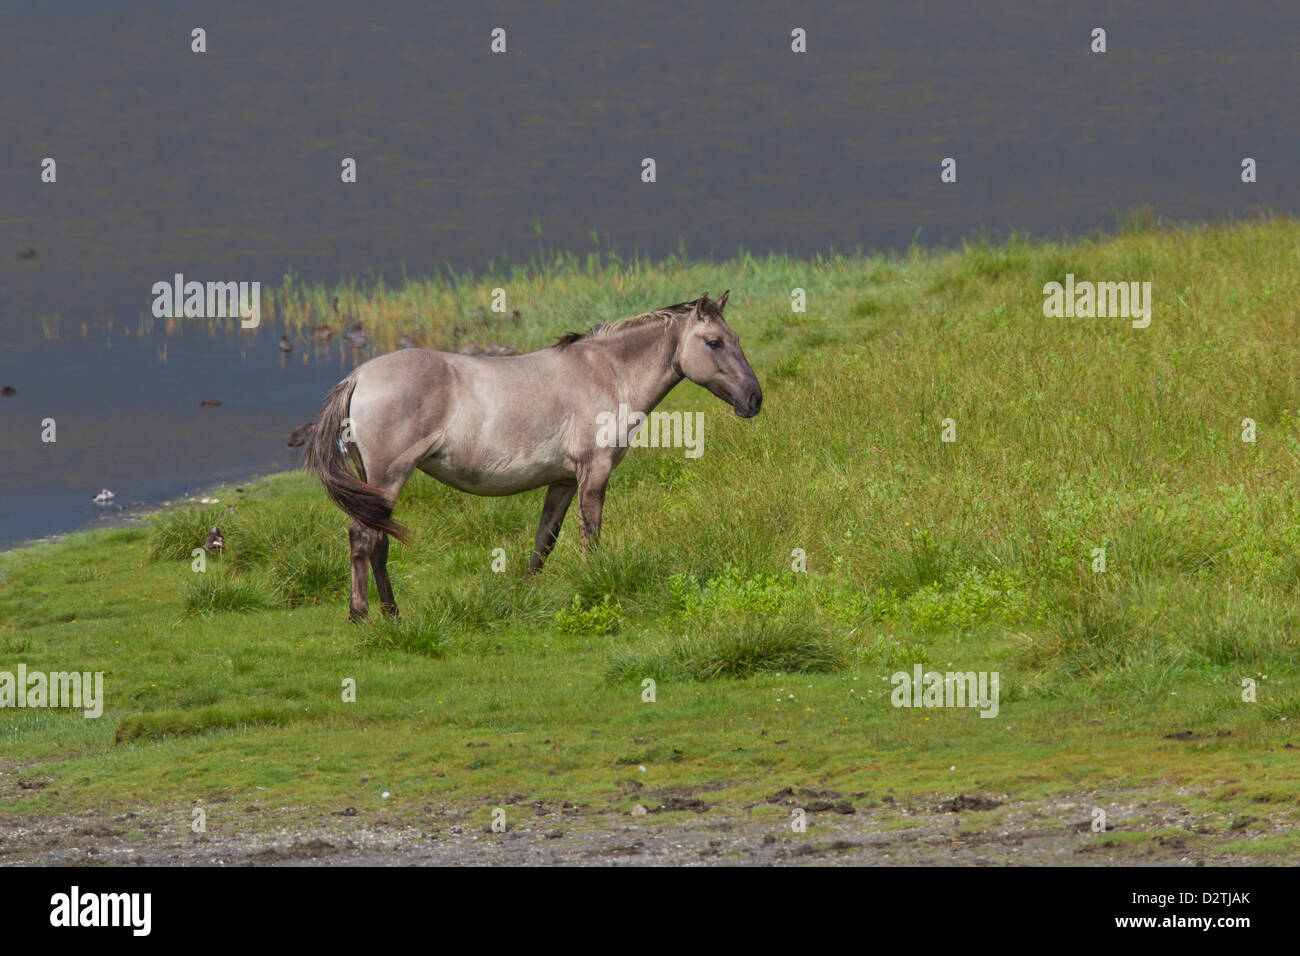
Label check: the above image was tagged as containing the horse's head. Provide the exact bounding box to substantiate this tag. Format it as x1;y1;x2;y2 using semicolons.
674;291;763;418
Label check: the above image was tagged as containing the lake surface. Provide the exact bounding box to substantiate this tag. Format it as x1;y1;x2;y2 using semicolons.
2;0;1297;547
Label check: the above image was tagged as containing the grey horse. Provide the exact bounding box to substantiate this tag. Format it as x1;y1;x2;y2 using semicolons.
305;291;762;621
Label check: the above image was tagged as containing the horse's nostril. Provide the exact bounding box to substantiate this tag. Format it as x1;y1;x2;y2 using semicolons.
749;391;762;411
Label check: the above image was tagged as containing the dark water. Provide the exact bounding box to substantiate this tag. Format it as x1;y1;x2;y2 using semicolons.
2;0;1298;547
0;321;362;546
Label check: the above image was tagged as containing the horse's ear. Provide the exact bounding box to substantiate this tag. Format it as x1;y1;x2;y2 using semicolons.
716;290;729;313
694;292;709;320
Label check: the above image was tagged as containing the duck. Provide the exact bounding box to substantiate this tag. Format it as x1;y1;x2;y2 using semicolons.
199;399;222;407
203;526;225;552
278;335;293;353
17;248;36;260
312;325;333;342
92;489;115;503
1;385;15;397
458;340;482;356
287;422;316;447
344;322;367;349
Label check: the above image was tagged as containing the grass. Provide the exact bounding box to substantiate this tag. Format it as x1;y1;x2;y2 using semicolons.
606;618;846;682
2;214;1299;858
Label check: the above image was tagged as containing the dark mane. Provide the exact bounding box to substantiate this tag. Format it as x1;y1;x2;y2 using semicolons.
554;299;714;350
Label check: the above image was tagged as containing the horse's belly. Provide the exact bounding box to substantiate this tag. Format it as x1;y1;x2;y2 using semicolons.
417;440;570;496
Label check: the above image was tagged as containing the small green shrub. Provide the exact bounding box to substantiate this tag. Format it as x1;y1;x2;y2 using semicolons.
904;566;1030;629
668;563;808;622
556;594;622;635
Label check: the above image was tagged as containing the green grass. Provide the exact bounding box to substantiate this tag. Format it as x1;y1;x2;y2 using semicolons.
2;215;1299;857
606;617;846;682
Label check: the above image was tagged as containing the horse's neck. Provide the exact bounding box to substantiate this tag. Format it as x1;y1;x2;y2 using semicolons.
605;320;684;413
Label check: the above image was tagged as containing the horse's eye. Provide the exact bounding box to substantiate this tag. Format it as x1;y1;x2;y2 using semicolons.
706;339;723;350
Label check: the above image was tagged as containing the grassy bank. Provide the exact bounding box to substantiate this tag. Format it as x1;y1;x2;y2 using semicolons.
3;215;1299;860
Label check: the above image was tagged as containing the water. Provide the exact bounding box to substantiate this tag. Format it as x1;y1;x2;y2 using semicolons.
2;0;1297;546
0;320;361;546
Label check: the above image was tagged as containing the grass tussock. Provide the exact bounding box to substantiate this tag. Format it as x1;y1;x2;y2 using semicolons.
360;609;456;658
182;573;269;616
607;617;847;682
114;704;301;743
148;506;227;561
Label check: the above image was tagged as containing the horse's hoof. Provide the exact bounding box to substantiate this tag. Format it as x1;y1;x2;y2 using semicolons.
348;609;368;623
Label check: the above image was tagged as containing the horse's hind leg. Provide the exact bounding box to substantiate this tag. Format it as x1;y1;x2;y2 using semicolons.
344;418;422;621
348;518;379;622
370;531;398;618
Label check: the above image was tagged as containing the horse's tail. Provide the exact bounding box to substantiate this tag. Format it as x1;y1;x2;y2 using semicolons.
303;373;411;545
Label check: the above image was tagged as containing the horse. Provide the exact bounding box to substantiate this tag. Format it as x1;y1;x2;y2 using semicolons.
305;291;762;621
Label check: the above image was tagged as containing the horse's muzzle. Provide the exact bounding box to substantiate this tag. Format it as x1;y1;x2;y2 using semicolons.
736;388;763;418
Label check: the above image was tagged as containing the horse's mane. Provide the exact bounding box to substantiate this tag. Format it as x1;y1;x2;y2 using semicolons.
554;299;716;349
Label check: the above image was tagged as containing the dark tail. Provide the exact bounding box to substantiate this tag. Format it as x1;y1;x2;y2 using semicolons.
303;374;411;545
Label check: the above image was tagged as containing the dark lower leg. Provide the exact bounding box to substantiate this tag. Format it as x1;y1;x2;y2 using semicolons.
369;532;398;618
528;483;576;575
348;519;377;622
578;483;607;549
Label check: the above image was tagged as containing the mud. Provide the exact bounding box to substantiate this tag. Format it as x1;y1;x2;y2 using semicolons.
0;789;1291;866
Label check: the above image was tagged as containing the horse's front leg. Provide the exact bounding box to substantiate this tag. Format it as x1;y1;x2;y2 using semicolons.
576;461;612;550
528;481;577;575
